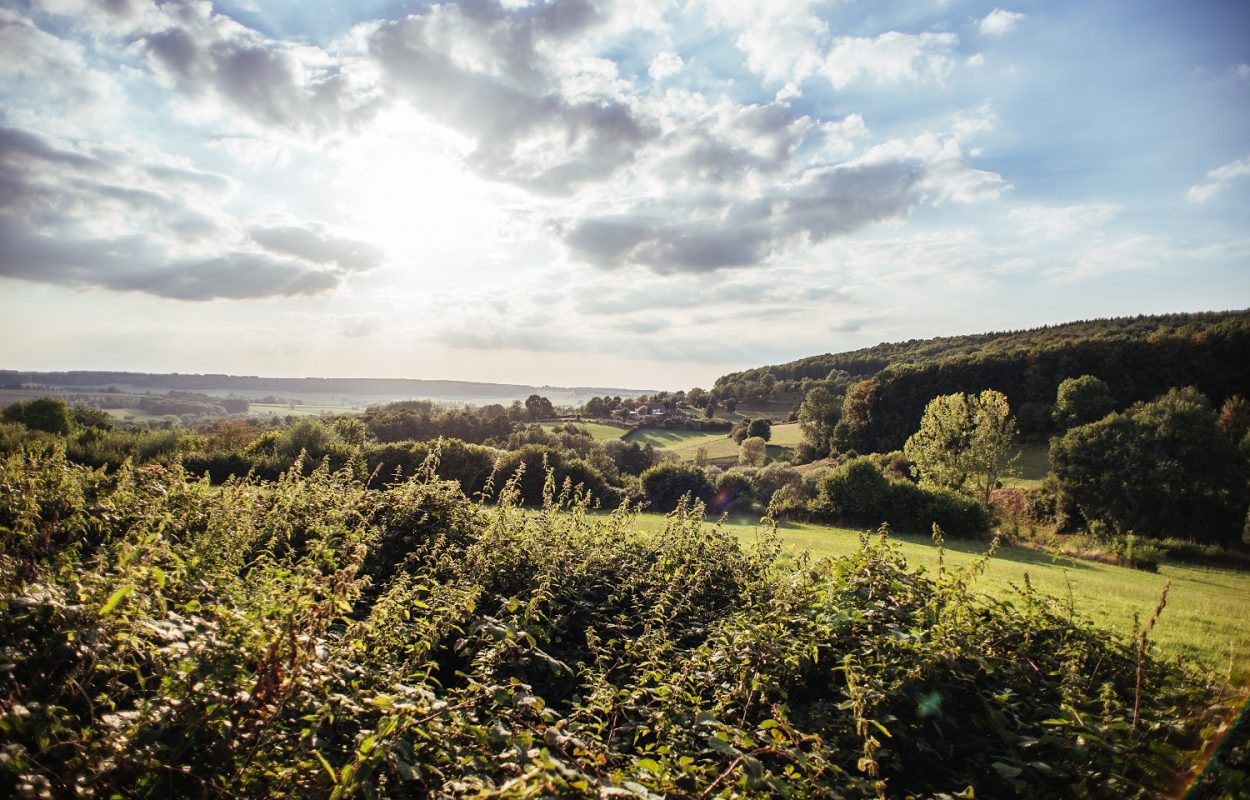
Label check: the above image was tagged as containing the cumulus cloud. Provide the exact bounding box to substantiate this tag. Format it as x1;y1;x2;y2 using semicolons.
0;126;381;300
823;32;958;89
648;50;683;81
368;0;655;194
555;159;923;274
979;9;1025;36
249;224;384;273
6;0;1009;291
33;0;379;136
549;99;1003;274
1187;154;1250;202
701;0;829;84
0;8;126;132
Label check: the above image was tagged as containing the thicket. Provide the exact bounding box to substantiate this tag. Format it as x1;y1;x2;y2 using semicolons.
813;457;991;537
0;450;1239;798
1048;387;1249;545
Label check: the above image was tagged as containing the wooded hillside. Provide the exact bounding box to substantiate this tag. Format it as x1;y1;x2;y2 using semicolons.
714;310;1250;451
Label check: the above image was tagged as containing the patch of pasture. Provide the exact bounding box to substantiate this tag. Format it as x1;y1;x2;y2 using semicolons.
623;427;731;451
540;421;627;442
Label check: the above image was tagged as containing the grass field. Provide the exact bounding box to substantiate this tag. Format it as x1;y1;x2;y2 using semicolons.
626;511;1250;685
1002;442;1051;488
769;421;803;446
541;421;627;442
623;427;731;452
622;423;804;465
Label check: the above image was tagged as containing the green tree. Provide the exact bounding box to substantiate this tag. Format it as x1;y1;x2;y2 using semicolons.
797;387;841;458
1050;387;1249;543
1053;375;1115;429
524;394;555;421
746;418;772;442
739;436;767;467
904;390;1018;506
1217;395;1250;446
2;396;74;435
639;462;714;511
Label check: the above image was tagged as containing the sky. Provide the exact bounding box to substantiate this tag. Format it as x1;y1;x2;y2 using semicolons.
1;0;1248;390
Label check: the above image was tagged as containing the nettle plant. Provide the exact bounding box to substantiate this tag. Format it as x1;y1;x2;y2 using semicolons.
0;448;1239;799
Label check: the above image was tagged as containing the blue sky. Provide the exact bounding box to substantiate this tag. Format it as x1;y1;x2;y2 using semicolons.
1;0;1247;388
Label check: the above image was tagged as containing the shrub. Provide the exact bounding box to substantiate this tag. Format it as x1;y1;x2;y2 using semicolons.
489;444;613;506
0;449;1232;799
713;470;755;514
639;461;714;511
817;457;990;536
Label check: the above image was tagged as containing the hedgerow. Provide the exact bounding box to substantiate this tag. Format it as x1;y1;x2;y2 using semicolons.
0;448;1239;798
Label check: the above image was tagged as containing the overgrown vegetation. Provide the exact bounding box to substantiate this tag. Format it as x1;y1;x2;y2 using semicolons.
1;449;1241;798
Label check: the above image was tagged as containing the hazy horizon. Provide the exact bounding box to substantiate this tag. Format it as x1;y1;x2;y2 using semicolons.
2;0;1248;388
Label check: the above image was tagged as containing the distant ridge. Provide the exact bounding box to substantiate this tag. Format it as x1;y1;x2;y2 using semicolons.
0;370;654;404
714;309;1250;389
712;308;1250;452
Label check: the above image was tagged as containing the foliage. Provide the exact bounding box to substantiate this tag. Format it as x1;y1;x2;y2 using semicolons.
1049;387;1249;544
713;470;755;514
639;462;714;512
1218;395;1250;445
361;401;514;444
365;439;499;496
816;457;991;536
489;444;613;506
797;387;841;460
747;418;772;441
1;397;74;435
738;436;767;467
719;310;1250;450
524;394;556;421
904;390;1019;506
1053;375;1116;430
0;449;1235;798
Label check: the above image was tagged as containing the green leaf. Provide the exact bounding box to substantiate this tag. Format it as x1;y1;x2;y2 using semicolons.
635;757;662;774
314;750;339;785
99;584;135;617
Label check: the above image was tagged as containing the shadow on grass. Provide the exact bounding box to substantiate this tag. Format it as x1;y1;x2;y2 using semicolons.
623;429;728;447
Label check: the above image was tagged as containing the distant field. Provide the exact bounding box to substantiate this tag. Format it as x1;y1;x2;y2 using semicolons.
541;421;627;442
621;423;803;465
249;402;348;417
627;511;1250;685
623;427;731;453
768;422;802;446
708;403;791;423
1002;442;1051;488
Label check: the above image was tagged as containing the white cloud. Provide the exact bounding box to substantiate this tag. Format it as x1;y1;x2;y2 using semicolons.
1005;203;1121;238
700;0;828;84
0;126;382;300
823;32;958;89
979;9;1025;36
648;50;683;80
1187;154;1250;202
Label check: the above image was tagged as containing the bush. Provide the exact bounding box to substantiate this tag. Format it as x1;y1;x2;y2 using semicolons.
0;448;1232;799
817;457;990;536
490;444;613;506
713;470;755;514
639;461;714;512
